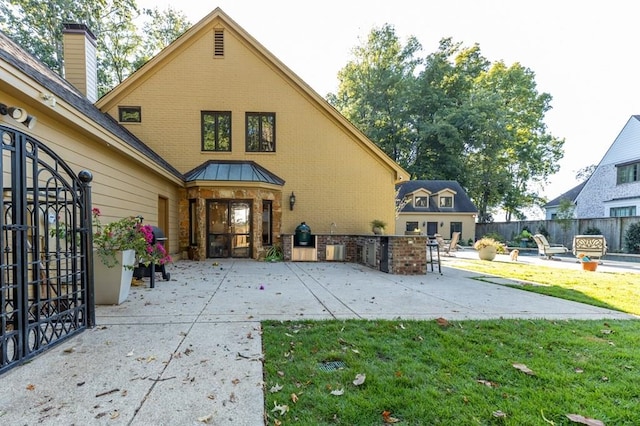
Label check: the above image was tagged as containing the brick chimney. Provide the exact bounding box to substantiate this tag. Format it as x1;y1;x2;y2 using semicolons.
62;23;98;102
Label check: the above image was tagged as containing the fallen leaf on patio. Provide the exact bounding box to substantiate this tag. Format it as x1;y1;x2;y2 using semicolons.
146;355;156;363
512;363;535;375
26;384;35;391
291;393;298;403
126;350;134;357
353;373;366;386
270;384;283;393
232;378;240;385
330;388;344;396
492;410;506;418
197;414;213;423
436;317;449;327
565;413;605;425
382;410;401;423
271;401;289;416
110;410;120;419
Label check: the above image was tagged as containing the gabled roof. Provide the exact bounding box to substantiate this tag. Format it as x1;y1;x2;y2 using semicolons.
396;180;477;213
0;30;184;182
544;181;586;208
96;8;410;183
184;160;284;185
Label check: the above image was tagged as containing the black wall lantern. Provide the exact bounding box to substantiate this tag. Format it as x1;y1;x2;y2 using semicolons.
289;192;296;210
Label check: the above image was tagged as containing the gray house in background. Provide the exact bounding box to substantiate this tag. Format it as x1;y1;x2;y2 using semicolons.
543;181;585;219
575;115;640;219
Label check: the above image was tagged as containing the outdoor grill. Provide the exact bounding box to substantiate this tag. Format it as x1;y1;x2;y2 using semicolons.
133;226;170;288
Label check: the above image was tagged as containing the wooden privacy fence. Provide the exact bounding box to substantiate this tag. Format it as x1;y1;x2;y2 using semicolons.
476;217;640;253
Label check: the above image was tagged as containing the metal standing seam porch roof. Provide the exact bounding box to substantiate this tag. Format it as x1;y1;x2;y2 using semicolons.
184;160;285;185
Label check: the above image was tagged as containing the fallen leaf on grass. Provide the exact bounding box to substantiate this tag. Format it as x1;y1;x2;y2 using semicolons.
269;384;283;393
353;373;366;386
291;393;298;403
476;379;499;388
271;401;289;416
512;363;535;375
382;410;401;423
330;388;344;396
436;317;450;327
492;410;506;418
566;413;605;426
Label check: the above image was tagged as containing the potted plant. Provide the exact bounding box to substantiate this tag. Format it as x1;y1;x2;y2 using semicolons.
370;219;387;235
473;237;502;261
92;208;172;304
577;252;598;271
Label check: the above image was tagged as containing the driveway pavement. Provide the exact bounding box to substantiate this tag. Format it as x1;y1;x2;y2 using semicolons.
0;255;636;425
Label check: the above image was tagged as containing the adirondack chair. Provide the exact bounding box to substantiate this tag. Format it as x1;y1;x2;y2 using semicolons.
532;234;568;259
437;231;460;256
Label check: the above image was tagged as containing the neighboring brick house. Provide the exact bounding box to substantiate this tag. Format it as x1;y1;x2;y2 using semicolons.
572;116;640;219
395;180;477;243
1;8;409;261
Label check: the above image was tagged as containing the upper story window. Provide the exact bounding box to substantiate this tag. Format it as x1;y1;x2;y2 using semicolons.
414;196;429;207
610;206;636;217
201;111;231;151
246;112;275;152
439;195;453;208
118;106;141;123
617;161;639;184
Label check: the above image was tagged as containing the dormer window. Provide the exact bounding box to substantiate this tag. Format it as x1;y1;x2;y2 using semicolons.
414;196;429;207
439;196;453;208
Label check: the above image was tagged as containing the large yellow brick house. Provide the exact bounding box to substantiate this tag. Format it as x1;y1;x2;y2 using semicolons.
1;8;408;261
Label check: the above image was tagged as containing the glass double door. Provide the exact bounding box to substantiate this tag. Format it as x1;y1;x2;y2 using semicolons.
207;200;251;258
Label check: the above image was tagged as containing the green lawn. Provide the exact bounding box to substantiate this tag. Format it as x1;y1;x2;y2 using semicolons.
444;257;640;316
263;319;640;425
263;258;640;425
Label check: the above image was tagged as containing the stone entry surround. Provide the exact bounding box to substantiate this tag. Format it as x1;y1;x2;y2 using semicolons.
282;234;429;275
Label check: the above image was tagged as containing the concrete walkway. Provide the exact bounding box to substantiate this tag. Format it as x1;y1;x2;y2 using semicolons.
0;256;636;425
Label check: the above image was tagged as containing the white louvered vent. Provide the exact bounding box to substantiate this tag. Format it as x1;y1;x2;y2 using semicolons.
214;29;224;57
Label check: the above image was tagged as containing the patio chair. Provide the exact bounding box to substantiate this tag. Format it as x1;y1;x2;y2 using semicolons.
572;235;607;263
532;234;568;260
437;231;460;256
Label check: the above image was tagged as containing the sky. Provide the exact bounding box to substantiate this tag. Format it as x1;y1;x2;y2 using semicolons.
137;0;640;206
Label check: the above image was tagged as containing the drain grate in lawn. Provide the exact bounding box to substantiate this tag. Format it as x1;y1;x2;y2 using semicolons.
318;361;346;372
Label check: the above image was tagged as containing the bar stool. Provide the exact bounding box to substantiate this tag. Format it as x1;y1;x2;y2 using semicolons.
426;241;442;274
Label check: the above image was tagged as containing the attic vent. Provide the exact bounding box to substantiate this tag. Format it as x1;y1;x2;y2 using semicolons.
214;29;224;57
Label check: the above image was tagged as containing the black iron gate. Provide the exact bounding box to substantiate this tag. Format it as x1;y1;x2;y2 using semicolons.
0;125;94;374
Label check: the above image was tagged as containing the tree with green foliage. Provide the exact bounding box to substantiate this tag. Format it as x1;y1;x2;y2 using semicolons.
0;0;190;97
330;30;564;223
327;24;422;166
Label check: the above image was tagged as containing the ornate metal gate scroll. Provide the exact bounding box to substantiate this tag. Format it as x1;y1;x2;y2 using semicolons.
1;125;93;374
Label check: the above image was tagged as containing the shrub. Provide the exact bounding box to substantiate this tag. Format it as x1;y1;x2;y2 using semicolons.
537;225;550;238
583;226;602;235
624;223;640;253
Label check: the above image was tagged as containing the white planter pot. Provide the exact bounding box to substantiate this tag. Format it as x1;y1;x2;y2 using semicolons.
93;249;136;305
